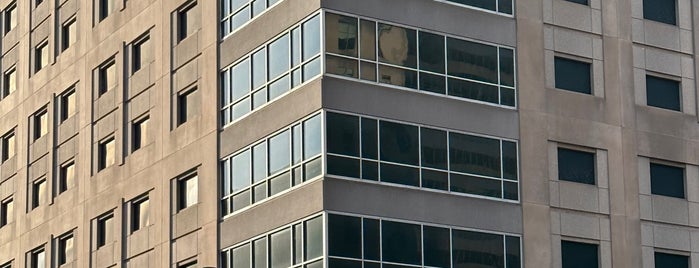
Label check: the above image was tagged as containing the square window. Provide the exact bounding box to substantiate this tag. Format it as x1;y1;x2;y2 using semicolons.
0;197;12;227
98;0;114;21
554;56;592;94
177;174;198;211
177;4;196;42
57;234;74;265
650;162;685;198
132;36;151;73
4;2;16;34
557;147;596;185
35;41;49;72
96;214;113;248
31;179;47;209
59;161;75;193
643;0;677;25
60;89;77;122
131;197;149;232
3;67;16;97
132;116;149;151
30;248;45;268
98;137;115;171
646;75;681;111
561;240;598;268
1;131;14;162
61;18;77;52
655;252;688;268
98;60;116;95
177;89;196;126
33;110;48;140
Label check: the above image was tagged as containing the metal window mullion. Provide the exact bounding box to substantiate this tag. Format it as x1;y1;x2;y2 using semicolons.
444;35;449;95
358;114;363;179
446;130;451;192
500;141;505;198
376;118;381;182
502;235;507;268
417;126;422;187
497;47;502;105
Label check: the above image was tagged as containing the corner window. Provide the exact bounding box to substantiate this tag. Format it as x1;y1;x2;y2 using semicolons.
131;196;150;232
98;59;116;96
4;2;16;34
132;116;149;151
58;161;76;193
35;41;49;72
0;197;12;227
650;162;685;199
554;56;591;95
643;0;677;25
31;178;47;209
3;67;16;97
57;233;74;266
96;213;113;248
33;109;48;141
561;240;598;268
177;174;198;211
655;252;689;268
557;147;596;185
646;75;681;111
61;18;77;52
59;89;77;122
98;137;115;171
1;130;15;162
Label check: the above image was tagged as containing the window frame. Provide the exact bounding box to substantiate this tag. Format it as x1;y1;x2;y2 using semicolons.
61;16;77;52
176;2;196;43
132;114;149;151
0;197;12;227
34;40;49;73
31;178;47;209
97;59;117;96
649;160;686;199
131;33;151;74
130;195;150;233
59;87;77;122
561;239;599;268
3;2;16;34
176;172;198;211
2;66;16;98
56;232;75;266
1;129;15;162
95;212;113;249
645;74;682;112
176;87;197;126
97;136;116;171
58;160;76;194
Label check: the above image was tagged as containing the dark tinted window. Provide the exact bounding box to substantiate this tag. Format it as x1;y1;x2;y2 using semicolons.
418;32;445;74
380;121;419;165
447;37;498;83
646;75;681;111
565;0;588;5
643;0;677;25
557;148;595;185
650;162;685;198
506;236;522;268
382;221;422;265
328;214;361;258
327;113;359;156
448;0;496;15
361;118;378;159
562;241;598;268
655;252;689;268
452;230;504;268
363;219;380;261
424;226;450;268
421;128;448;169
554;57;591;94
449;132;501;178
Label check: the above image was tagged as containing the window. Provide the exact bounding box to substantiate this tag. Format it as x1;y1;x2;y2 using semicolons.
644;0;677;25
31;179;47;209
132;116;149;151
131;196;149;232
554;56;591;94
1;130;14;162
98;137;115;171
557;147;595;185
178;261;197;268
57;233;74;266
650;162;685;198
646;75;681;111
3;67;16;97
61;18;77;51
58;161;75;193
132;35;151;73
33;109;48;141
177;89;196;126
35;0;44;6
96;214;113;248
564;0;588;5
98;0;115;21
35;41;49;72
4;2;16;34
59;89;76;122
0;197;12;227
98;60;116;95
29;248;45;268
561;240;598;268
177;3;196;42
177;174;198;210
655;252;689;268
443;0;513;14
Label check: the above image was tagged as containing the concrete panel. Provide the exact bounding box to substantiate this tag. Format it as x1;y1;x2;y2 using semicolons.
559;211;602;239
558;181;601;212
652;196;689;225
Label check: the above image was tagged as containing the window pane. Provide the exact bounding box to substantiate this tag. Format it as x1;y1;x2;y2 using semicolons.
380;163;419;187
138;199;150;228
269;172;291;196
422;169;448;190
419;72;446;94
447;37;498;83
360;20;376;60
269;130;291;174
378;65;417;89
502;141;518;181
302;15;320;61
449;132;501;178
655;252;688;268
253;238;267;268
564;0;589;5
450;173;502;198
419;31;445;74
269;34;290;79
506;236;521;268
447;77;499;103
499;48;515;87
452;230;504;268
303;115;322;159
379;121;419;165
646;75;681;111
327;156;360;178
382;220;422;265
328;214;361;258
650;162;685;198
643;0;677;25
327;113;360;156
270;229;291;268
361;118;378;160
186;176;198;207
305;216;323;260
232;151;251;192
233;245;251;268
561;240;598;268
448;0;495;12
326;55;358;78
363;218;380;261
424;226;451;268
325;13;358;57
557;148;595;185
377;24;417;68
232;59;251;101
554;57;591;94
252;49;267;89
421;128;448;169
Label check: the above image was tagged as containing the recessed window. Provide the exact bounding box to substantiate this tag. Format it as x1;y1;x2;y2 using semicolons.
3;67;16;97
643;0;677;25
57;233;74;266
177;174;198;211
35;0;44;7
31;179;47;209
29;248;45;268
35;41;49;72
1;130;15;162
98;60;116;96
561;240;598;268
177;3;196;42
655;252;688;268
131;196;150;232
178;261;197;268
58;161;76;193
557;147;595;185
98;137;115;171
177;89;196;126
554;56;591;94
96;214;113;248
33;109;48;141
646;75;681;111
4;2;16;34
59;89;77;122
0;197;12;227
132;116;149;151
564;0;588;5
61;18;77;52
132;35;151;73
98;0;115;21
650;162;685;199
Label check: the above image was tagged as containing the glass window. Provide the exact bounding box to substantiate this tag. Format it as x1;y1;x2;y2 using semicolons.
502;141;518;181
650;162;685;198
361;118;378;159
421;128;448;169
1;131;15;162
499;47;515;87
233;245;251;268
98;138;115;171
97;214;113;247
58;234;74;265
59;161;76;193
232;151;251;192
34;110;48;140
326;13;358;57
269;130;291;175
379;121;419;165
0;198;12;226
424;226;451;268
643;0;677;25
327;113;360;156
382;220;422;265
3;67;16;96
655;252;688;268
328;214;362;258
452;229;504;268
4;3;16;34
302;15;321;61
363;218;380;261
270;229;291;268
254;238;267;268
419;32;445;74
378;24;417;68
35;41;49;72
252;49;267;89
98;60;116;95
447;0;495;13
179;175;198;210
32;179;47;208
31;249;45;268
447;37;498;83
506;236;522;268
554;57;591;94
132;117;149;151
305;217;323;260
253;143;267;182
360;20;376;60
232;59;251;102
564;0;588;5
132;198;150;232
557;147;595;185
561;240;598;268
269;34;290;79
646;75;681;111
62;18;77;52
132;35;151;72
60;89;77;122
303;115;322;159
449;132;501;178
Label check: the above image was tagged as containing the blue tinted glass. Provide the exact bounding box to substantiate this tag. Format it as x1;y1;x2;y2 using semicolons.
303;115;322;159
302;15;321;61
643;0;677;25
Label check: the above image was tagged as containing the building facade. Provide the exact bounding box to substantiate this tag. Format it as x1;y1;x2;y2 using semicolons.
0;0;695;267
